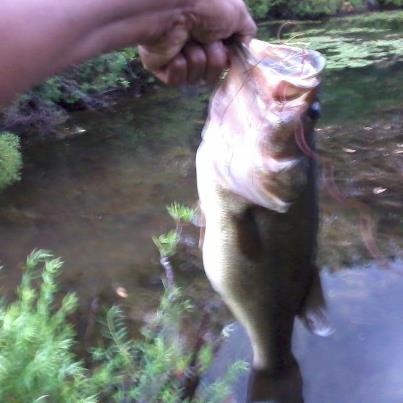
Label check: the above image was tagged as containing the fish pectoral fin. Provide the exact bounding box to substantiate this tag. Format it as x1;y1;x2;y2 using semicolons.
193;202;206;249
191;201;205;228
300;303;334;337
198;226;205;250
299;271;334;337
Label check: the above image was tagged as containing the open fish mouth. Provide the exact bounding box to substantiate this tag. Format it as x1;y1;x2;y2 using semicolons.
198;39;327;212
234;40;326;87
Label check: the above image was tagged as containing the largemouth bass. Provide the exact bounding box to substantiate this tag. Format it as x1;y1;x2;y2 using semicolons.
196;39;332;402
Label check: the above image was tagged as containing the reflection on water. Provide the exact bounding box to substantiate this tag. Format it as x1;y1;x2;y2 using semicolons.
0;10;402;401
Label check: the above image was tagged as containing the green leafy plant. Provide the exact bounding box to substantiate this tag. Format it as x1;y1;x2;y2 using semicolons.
196;361;249;403
245;0;280;19
1;47;142;135
89;289;194;402
0;132;23;191
153;230;180;258
0;250;96;402
379;0;403;7
167;202;195;224
291;0;342;18
246;0;378;19
0;245;247;401
33;48;140;105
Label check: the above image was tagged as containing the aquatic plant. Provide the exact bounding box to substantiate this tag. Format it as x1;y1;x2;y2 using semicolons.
264;10;403;70
0;131;22;191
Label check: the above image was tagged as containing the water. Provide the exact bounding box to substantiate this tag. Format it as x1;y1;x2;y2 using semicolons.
0;90;210;320
0;10;402;401
316;61;403;268
204;260;403;403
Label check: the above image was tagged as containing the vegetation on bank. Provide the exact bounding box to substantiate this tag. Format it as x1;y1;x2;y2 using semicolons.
265;10;403;70
0;132;22;191
0;48;143;136
0;204;246;402
0;5;401;138
246;0;402;19
0;10;401;190
31;48;141;107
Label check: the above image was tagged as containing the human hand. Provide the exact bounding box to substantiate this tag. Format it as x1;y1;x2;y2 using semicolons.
138;0;256;86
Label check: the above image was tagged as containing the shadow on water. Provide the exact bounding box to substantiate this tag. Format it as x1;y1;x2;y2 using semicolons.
0;10;402;401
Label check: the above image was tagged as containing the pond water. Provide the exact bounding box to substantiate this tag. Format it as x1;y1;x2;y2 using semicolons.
0;10;402;400
204;259;403;403
0;89;210;321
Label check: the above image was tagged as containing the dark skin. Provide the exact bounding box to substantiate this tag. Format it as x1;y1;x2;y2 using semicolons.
0;0;256;106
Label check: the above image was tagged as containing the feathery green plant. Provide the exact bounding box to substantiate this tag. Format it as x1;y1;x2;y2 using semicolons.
167;202;195;224
88;289;192;402
0;250;96;402
0;245;247;401
152;230;180;258
0;131;22;191
33;48;140;105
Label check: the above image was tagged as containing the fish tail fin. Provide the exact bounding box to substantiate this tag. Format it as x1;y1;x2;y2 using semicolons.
299;270;334;337
247;362;304;403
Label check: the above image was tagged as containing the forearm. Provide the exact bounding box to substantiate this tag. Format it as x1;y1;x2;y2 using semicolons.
0;0;192;105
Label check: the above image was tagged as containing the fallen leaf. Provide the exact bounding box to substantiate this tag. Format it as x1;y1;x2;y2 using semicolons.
74;126;87;134
373;187;387;195
115;287;128;298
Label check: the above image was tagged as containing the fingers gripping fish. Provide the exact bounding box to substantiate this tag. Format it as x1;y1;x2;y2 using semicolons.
196;39;332;402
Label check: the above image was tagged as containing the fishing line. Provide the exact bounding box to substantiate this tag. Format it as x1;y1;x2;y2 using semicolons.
276;24;390;266
217;45;264;126
295;119;389;267
215;42;269;188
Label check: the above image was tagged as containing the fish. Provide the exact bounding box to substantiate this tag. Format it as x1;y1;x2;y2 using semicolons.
196;39;332;402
